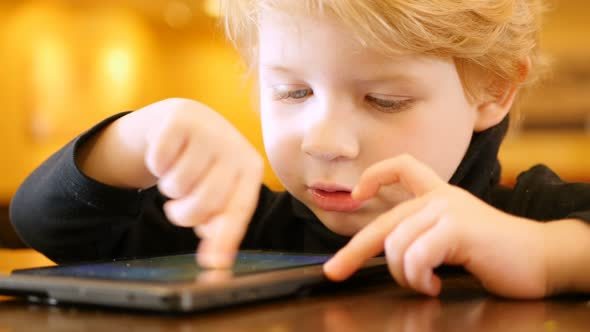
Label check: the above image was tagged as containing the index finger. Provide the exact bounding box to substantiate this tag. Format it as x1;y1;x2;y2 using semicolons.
353;154;445;201
324;197;428;281
196;171;262;268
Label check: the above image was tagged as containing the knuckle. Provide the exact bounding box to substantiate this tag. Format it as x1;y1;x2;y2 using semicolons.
144;152;159;175
157;179;173;196
405;244;428;272
163;97;199;111
145;149;169;177
163;110;188;129
164;203;190;227
169;195;221;227
158;177;187;198
398;153;414;164
163;97;192;104
385;235;402;262
160;100;202;126
388;249;403;270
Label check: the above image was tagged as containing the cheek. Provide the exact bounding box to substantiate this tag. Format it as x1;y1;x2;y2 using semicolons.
408;102;476;180
364;103;475;182
260;104;303;186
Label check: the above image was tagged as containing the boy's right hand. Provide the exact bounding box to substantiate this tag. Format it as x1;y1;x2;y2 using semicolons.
79;98;264;268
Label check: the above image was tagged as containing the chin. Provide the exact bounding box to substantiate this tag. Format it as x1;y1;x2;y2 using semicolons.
314;209;371;237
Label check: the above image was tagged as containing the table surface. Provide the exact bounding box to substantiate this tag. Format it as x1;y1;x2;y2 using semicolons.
1;249;589;332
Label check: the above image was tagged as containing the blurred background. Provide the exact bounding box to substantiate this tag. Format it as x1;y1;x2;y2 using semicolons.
0;0;588;247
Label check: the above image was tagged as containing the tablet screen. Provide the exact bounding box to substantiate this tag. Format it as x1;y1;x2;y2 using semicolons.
14;252;331;283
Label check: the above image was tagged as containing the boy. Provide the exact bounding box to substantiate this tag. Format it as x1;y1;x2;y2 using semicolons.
10;0;590;298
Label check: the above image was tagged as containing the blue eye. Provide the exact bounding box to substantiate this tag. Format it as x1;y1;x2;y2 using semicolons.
272;86;313;103
288;89;313;99
366;95;413;113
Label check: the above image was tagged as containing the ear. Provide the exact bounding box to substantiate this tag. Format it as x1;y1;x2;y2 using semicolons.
474;57;531;132
473;83;518;132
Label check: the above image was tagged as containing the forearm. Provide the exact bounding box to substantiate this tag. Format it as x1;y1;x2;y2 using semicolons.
544;218;590;295
10;119;152;262
76;111;156;189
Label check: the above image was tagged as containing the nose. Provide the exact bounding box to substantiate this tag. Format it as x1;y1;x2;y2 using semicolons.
301;100;360;161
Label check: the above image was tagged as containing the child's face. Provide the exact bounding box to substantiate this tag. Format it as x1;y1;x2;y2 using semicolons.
257;13;479;236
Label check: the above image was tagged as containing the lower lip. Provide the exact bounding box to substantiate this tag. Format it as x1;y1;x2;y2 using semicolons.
309;189;363;212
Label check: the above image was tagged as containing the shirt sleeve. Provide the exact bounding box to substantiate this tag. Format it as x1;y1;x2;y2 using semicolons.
490;164;590;223
9;112;199;263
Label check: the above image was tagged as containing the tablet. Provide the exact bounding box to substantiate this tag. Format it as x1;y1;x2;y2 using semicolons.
0;250;387;312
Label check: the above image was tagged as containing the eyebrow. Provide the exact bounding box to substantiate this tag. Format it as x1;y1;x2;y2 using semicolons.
260;64;422;86
260;65;298;74
355;73;422;85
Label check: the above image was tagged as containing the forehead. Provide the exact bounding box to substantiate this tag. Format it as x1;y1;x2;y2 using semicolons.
258;11;366;57
258;12;453;82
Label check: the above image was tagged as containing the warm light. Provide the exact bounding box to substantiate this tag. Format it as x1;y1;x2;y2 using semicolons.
31;36;70;139
33;38;68;95
164;1;193;28
92;10;151;116
104;48;132;86
203;0;221;18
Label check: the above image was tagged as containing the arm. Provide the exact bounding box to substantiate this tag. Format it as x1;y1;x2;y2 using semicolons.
11;98;265;266
544;218;590;294
76;110;157;189
324;156;590;298
493;165;590;294
10;113;197;263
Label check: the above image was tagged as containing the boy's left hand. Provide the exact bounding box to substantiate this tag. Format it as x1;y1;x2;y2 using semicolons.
324;155;548;299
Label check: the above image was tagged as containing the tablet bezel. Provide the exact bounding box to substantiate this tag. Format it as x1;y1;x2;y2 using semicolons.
0;251;388;312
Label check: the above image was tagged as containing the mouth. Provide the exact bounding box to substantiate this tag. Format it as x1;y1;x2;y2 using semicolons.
307;183;363;212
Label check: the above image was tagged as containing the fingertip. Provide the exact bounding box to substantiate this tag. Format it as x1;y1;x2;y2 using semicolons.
425;274;442;297
351;188;363;201
351;186;370;201
351;187;359;199
323;259;347;282
197;250;235;269
431;275;442;293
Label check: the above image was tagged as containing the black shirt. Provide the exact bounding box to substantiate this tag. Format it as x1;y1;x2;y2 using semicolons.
9;113;590;263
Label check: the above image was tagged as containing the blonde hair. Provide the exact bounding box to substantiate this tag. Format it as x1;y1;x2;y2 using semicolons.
221;0;547;103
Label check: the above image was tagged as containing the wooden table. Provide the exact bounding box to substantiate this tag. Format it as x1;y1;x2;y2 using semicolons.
1;249;589;331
